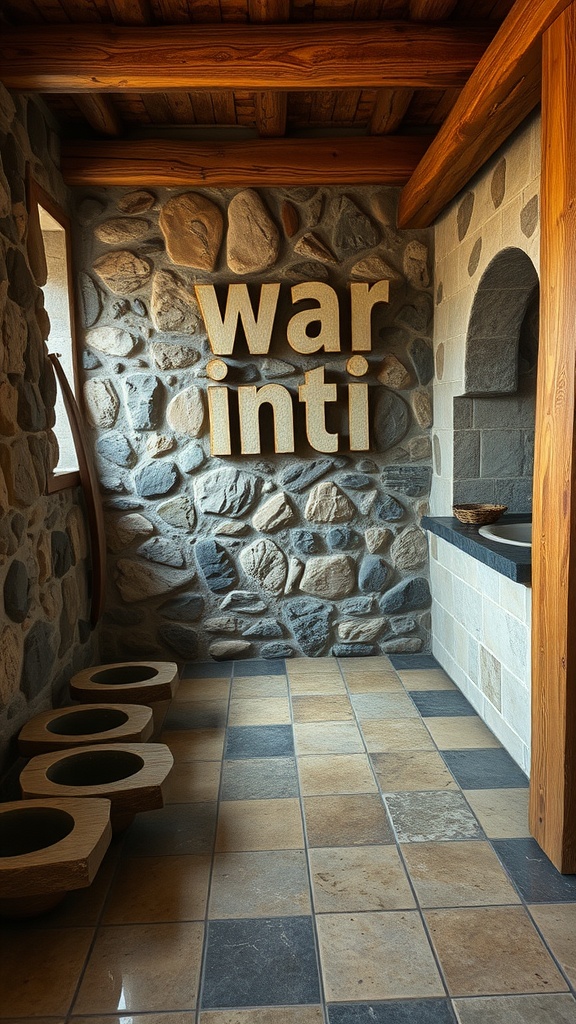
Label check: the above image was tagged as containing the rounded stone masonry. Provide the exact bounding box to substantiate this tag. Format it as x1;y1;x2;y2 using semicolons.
17;703;154;756
19;743;174;833
0;797;111;918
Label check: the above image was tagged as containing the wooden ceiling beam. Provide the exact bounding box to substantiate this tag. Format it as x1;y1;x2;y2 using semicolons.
398;0;572;228
370;88;413;134
0;21;495;92
73;94;124;136
409;0;458;20
107;0;153;24
60;136;430;187
249;0;290;139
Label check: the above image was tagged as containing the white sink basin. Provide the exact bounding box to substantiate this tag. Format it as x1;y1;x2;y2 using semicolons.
478;522;532;548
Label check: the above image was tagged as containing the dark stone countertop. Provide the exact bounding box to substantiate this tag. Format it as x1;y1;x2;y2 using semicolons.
422;514;532;585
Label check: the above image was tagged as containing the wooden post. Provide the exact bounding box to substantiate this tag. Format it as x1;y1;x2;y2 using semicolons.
530;0;576;872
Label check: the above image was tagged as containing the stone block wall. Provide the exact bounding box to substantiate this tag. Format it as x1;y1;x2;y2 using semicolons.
73;184;434;662
0;86;97;773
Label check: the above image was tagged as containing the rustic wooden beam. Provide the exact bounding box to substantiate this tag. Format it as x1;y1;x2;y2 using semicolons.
530;1;576;874
370;88;414;134
60;136;430;187
107;0;153;24
74;94;124;137
0;21;495;92
397;0;572;228
409;0;458;19
249;0;290;138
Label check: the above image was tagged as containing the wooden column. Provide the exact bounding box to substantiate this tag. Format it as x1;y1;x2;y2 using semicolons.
530;0;576;873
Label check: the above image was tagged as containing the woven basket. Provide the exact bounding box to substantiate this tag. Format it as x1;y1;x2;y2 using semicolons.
452;503;508;525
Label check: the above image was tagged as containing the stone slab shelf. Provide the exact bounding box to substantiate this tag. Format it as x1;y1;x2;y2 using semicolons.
422;514;532;584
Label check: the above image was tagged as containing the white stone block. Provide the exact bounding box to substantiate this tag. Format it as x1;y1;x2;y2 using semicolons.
499;576;528;623
482;596;530;680
501;667;531;750
483;700;528;774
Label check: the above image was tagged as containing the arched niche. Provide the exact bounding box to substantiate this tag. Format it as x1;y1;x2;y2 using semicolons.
453;248;539;513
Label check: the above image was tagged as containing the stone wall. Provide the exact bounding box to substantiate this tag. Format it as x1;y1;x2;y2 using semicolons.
73;184;434;662
0;86;97;774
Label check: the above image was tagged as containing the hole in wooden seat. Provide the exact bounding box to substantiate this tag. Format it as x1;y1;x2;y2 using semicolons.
46;708;129;736
0;807;75;857
91;666;159;685
46;750;144;786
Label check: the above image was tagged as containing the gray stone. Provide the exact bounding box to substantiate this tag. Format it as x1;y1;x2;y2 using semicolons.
196;539;237;592
151;342;200;370
391;528;428;570
115;559;196;603
21;621;56;700
108;513;154;551
261;359;296;379
453;430;480;479
394;296;432;335
358;555;390;593
293;233;337;265
375;495;405;523
351;255;402;283
379;577;431;614
205;616;237;634
159;594;205;622
151;269;205;334
179;444;206;473
341;596;374;616
480;429;525;478
159;191;223;271
290;261;330;282
82;350;101;370
521;195;539;238
125;373;162;430
334;195;379;256
337;473;372;490
435;343;444;381
7;247;36;308
58;575;78;658
79;273;103;328
95;217;150;245
51;531;74;577
78;195;104;224
227;190;279;274
326;526;359;551
381;466;432;497
196;467;260;517
403;240;430;289
491;158;507;209
220;591;268;614
86;326;136;358
283;597;332;657
93;250;152;294
4;560;29;623
457;191;475;241
357;460;377;473
408;337;434;385
262;642;294;659
158;624;199;660
209;640;252;660
138;537;185;568
468;238;482;277
167;386;205;437
305;482;355;523
390;615;418;635
83;378;120;428
332;643;378;658
292;530;319;556
433;434;442;475
112;300;131;320
252;492;294;532
338;617;384;642
96;432;136;468
133;299;147;316
103;606;144;627
381;637;423;654
17;381;45;431
373;390;410;452
100;467;126;494
300;554;355;599
240;539;287;595
134;460;178;499
117;190;155;214
280;458;334;494
244;619;284;639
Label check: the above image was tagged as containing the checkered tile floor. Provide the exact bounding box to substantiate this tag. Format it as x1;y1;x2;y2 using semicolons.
3;655;576;1024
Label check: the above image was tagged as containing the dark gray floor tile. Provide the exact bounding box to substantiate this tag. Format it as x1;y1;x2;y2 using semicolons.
328;1000;457;1023
389;655;440;669
122;802;217;856
409;691;477;717
183;662;233;679
164;706;227;730
492;838;576;903
201;916;321;1007
220;757;300;800
386;791;484;842
225;725;295;759
443;749;529;789
233;659;286;677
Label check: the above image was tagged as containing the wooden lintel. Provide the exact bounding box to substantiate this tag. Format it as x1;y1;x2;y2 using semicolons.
0;21;495;93
398;0;572;228
530;2;576;874
370;88;414;135
74;94;124;137
60;136;430;187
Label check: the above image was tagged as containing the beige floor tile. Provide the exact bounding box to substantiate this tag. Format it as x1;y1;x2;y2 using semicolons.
310;845;415;912
292;695;353;723
529;904;576;987
361;718;436;753
288;674;347;695
164;761;221;803
74;922;204;1013
371;751;459;792
71;1016;195;1024
303;794;394;847
0;927;93;1016
425;906;568;996
316;910;444;1001
424;716;501;749
32;844;120;928
200;1008;323;1023
344;672;404;693
215;798;304;851
340;656;394;672
298;753;378;795
463;789;530;838
177;679;231;701
228;697;292;726
209;850;311;918
103;856;211;923
288;657;343;676
352;692;419;720
453;993;576;1023
294;722;364;755
231;677;288;698
161;729;225;762
402;841;520;908
397;668;457;690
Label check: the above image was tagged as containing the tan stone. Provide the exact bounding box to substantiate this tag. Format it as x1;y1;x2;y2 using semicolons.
0;438;39;508
159;192;224;271
66;506;89;561
392;527;428;570
151;342;200;370
1;299;27;375
86;325;136;357
83;378;120;428
40;580;61;621
95;217;150;244
93;249;152;294
214;520;249;537
36;531;52;583
205;616;237;634
240;539;287;595
403;239;430;288
146;433;176;458
227;190;280;274
351;254;403;282
285;556;304;594
0;377;19;435
167;386;205;437
413;388;433;429
117;190;155;214
377;354;413;390
115;558;196;603
109;513;154;553
209;640;252;659
294;233;337;264
338;618;385;642
407;436;432;461
0;625;21;707
281;201;300;237
252;492;294;532
305;482;355;523
301;555;355;599
365;527;392;554
151;268;205;334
